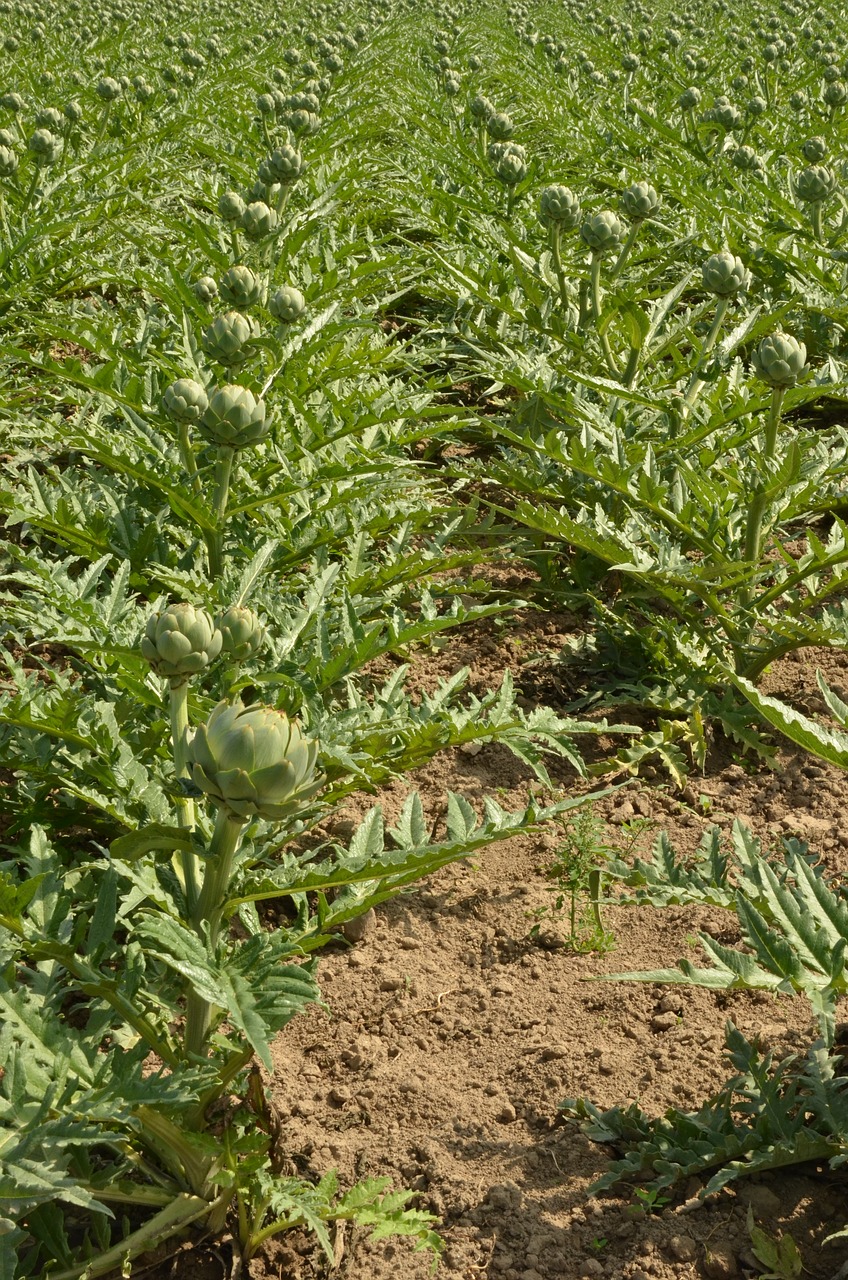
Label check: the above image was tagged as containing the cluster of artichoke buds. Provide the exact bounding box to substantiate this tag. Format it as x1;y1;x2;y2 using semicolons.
580;209;625;255
701;250;749;297
751;333;807;389
539;184;582;229
187;700;323;821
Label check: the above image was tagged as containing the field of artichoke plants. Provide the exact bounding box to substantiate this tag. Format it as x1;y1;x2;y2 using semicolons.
4;0;848;1276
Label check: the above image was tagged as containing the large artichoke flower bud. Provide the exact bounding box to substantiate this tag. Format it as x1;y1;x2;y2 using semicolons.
702;250;749;296
269;285;307;322
469;93;494;119
35;106;64;131
496;148;527;185
678;85;701;109
187;700;323;821
0;146;18;178
202;311;257;367
539;184;581;229
163;377;209;425
216;604;267;661
27;128;63;166
241;200;279;240
486;111;514;140
96;77;122;101
580;210;625;255
802;136;828;163
795;164;838;202
219;265;266;309
218;190;246;223
751;332;807;388
0;91;25;112
267;144;305;184
201;385;269;448
141;603;223;684
619;180;661;221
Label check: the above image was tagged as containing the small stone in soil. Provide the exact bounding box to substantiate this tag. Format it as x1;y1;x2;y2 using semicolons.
704;1246;738;1279
668;1234;698;1262
651;1011;678;1031
497;1102;517;1123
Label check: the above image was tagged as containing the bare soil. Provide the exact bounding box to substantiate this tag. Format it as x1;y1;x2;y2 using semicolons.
137;610;848;1280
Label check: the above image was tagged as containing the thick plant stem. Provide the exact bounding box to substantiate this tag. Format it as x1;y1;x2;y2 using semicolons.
20;166;40;215
589;254;620;380
177;422;202;496
549;223;569;311
683;296;730;413
741;386;785;609
610;222;640;279
185;808;246;1059
208;445;235;579
168;679;199;914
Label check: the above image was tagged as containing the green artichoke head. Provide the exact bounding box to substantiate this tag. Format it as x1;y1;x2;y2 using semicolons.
96;76;122;101
751;332;807;388
202;311;258;367
701;250;749;296
539;184;581;229
187;700;323;821
580;209;625;255
201;384;269;449
619;179;661;221
496;147;527;185
27;128;63;165
795;164;838;203
193;275;219;304
269;285;307;322
486;111;514;140
802;136;828;163
219;265;266;309
469;93;494;119
218;190;246;223
0;146;18;178
241;200;279;240
267;144;305;184
141;602;222;684
215;604;267;661
163;377;209;425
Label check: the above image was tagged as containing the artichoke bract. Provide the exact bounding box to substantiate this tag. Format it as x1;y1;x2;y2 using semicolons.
216;604;267;661
619;180;660;221
163;378;209;425
141;603;223;684
202;311;257;366
220;265;266;309
269;285;307;322
796;164;838;203
751;333;807;388
539;184;581;228
702;250;749;297
580;210;625;255
187;700;323;821
201;385;268;449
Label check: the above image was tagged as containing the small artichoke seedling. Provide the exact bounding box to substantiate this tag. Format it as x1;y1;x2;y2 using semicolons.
220;265;266;309
188;700;323;822
269;284;307;322
216;604;267;661
202;311;257;367
141;602;223;685
201;385;269;449
751;332;807;388
163;378;209;425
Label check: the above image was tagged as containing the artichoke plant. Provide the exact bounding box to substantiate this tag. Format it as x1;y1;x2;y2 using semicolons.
751;332;807;388
269;285;307;322
187;700;323;821
201;385;269;449
219;265;266;309
702;250;749;296
580;210;625;255
619;180;660;222
216;605;267;661
795;164;838;202
163;378;209;425
539;184;581;229
141;603;222;684
202;312;257;367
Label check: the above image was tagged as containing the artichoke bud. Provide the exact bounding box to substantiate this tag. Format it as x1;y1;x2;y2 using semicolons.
796;164;838;202
63;99;83;121
486;111;514;140
217;189;246;223
163;377;209;425
802;136;828;162
751;332;807;388
219;265;266;309
187;700;324;822
469;93;494;118
96;76;122;101
496;149;527;185
202;311;258;367
0;91;25;112
240;200;279;240
701;250;749;296
539;184;581;229
580;210;625;255
193;275;218;304
201;384;269;449
215;604;267;661
268;144;304;183
35;106;63;131
619;180;661;221
678;85;701;109
0;146;18;177
256;92;275;115
269;284;307;322
27;128;62;165
141;602;222;684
